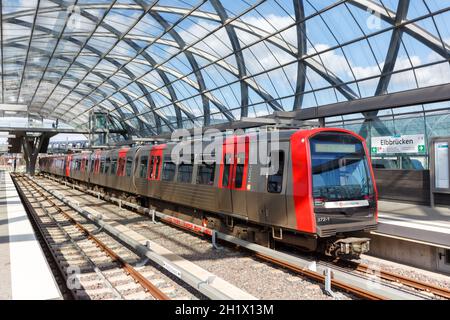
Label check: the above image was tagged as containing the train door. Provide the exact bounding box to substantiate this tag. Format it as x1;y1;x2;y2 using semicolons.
116;148;128;191
65;155;72;177
218;136;249;217
260;144;289;227
134;148;149;196
149;146;164;181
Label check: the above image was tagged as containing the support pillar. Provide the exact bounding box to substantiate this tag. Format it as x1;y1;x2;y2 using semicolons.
21;133;50;176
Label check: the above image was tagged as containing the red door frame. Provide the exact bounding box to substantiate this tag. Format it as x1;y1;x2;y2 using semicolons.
94;151;101;174
148;144;166;181
218;136;249;190
65;155;72;177
117;148;129;176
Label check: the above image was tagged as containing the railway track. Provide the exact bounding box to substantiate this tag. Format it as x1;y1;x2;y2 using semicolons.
12;174;197;300
35;173;450;300
335;259;450;299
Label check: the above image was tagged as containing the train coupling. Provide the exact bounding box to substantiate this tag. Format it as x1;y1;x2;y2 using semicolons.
325;237;370;257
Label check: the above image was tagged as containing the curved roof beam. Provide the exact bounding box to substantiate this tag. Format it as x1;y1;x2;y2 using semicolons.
139;0;216;126
348;0;450;59
49;2;284;120
4;16;186;130
3;34;233;121
2;45;179;132
5;42;155;133
4;30;282;115
376;0;410;96
293;0;307;109
360;0;411;137
47;0;219;129
210;0;249;118
9;10;163;134
60;1;188;129
5;2;448;107
45;0;173;132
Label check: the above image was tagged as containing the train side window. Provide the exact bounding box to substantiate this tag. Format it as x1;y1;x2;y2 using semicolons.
162;162;176;181
267;151;285;193
154;157;161;180
234;152;245;188
149;156;155;179
197;162;215;185
110;158;117;175
99;158;105;173
104;157;110;174
222;154;231;187
126;157;133;176
177;163;193;183
139;156;148;178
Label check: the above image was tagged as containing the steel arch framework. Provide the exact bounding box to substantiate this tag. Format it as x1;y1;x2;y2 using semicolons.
0;0;449;137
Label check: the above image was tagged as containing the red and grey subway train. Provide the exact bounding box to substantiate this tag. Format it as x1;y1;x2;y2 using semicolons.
39;128;378;256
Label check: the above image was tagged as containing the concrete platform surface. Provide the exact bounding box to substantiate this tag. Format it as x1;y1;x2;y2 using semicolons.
0;170;61;300
376;200;450;248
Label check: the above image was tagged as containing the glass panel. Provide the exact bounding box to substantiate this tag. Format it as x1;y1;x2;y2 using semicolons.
267;151;285;193
310;132;374;201
177;164;193;183
162;162;176;181
197;163;215;185
139;156;148;178
126;157;133;177
110;158;117;175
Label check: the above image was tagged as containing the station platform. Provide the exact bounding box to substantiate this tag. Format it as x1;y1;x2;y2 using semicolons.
365;200;450;273
375;200;450;249
0;170;62;300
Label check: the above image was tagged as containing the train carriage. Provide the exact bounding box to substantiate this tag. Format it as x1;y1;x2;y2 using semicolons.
39;127;377;257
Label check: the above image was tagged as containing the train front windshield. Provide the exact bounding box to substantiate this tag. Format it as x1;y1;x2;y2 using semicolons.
310;133;374;202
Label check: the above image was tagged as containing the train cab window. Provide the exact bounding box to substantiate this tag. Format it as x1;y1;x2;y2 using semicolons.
162;162;176;181
154;157;161;180
234;153;246;189
197;162;215;185
267;151;285;193
104;157;111;174
126;157;133;177
139;156;148;178
222;154;232;187
149;156;155;179
110;158;117;175
177;163;193;183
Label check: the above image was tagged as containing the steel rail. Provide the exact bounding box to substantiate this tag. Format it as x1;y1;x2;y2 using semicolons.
15;174;170;301
349;261;450;299
14;175;126;300
37;175;257;300
39;173;429;300
253;253;384;300
11;175;70;299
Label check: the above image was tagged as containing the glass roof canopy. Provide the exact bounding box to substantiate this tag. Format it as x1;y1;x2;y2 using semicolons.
1;0;449;136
